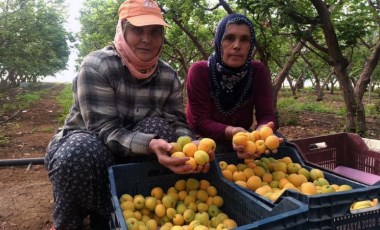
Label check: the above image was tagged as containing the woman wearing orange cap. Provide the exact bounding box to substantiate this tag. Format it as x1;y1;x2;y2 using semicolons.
45;1;213;229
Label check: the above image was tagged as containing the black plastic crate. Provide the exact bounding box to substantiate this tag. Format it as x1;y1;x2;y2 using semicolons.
215;144;380;230
108;160;308;230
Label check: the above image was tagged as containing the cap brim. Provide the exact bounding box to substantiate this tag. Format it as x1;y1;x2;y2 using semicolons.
128;15;169;27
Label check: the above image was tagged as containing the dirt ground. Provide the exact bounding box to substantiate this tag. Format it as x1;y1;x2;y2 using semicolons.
0;83;65;230
0;83;379;230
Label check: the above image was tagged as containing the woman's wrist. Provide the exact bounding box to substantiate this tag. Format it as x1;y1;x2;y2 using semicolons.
148;138;158;153
225;126;234;140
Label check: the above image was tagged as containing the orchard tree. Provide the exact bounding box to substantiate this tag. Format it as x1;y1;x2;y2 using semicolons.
77;0;122;65
237;0;380;135
76;0;380;136
307;0;379;134
0;0;71;89
159;0;226;86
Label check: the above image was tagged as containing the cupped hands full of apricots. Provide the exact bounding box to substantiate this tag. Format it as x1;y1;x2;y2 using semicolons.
169;136;216;169
219;156;355;203
232;126;280;156
118;178;238;230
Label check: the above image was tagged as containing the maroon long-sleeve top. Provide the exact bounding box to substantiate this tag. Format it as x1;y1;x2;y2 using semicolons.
186;60;277;145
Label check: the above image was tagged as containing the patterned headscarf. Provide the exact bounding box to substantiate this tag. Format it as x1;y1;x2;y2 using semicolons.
208;14;255;115
113;20;163;79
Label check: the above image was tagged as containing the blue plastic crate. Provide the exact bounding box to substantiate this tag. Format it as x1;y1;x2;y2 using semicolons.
215;144;380;230
108;160;308;230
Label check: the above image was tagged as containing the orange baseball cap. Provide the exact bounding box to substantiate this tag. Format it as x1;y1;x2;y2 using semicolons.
119;0;168;27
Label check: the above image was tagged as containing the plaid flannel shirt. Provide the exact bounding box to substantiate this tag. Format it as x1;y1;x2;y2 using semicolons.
62;45;193;156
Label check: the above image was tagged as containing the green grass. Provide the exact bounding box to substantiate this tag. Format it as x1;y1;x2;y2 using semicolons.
277;88;380;128
56;83;73;125
277;88;380;117
0;134;10;146
17;92;45;107
1;89;47;112
365;103;379;117
31;126;55;133
277;97;339;114
277;88;345;126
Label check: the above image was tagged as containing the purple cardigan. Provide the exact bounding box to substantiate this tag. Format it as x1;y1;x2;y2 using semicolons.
186;60;277;143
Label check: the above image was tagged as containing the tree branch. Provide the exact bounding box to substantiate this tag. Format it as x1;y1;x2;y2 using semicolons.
0;109;21;125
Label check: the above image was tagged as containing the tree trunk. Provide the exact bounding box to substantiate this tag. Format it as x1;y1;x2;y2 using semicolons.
311;0;358;132
294;73;304;92
329;78;336;94
314;75;323;101
7;69;17;88
301;53;323;101
255;41;270;67
354;39;380;134
272;41;304;106
164;38;190;90
320;70;334;94
286;75;298;99
162;9;209;60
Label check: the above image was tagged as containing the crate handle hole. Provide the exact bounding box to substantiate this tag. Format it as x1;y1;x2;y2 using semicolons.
308;142;327;150
349;199;380;214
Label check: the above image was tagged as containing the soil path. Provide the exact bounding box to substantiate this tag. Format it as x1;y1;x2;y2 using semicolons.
0;83;65;230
